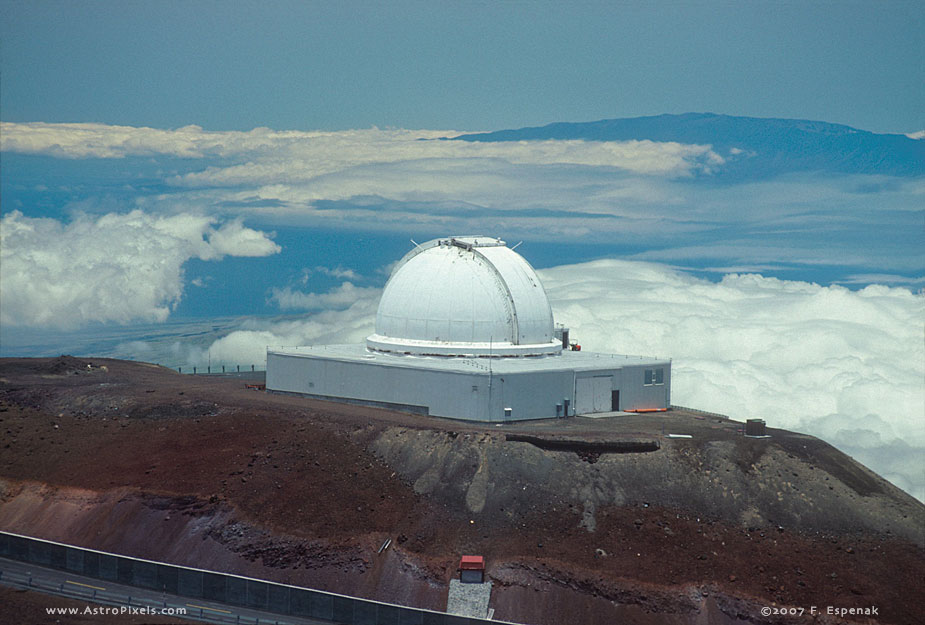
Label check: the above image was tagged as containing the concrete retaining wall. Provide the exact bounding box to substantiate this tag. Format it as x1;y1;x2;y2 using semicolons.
0;531;508;625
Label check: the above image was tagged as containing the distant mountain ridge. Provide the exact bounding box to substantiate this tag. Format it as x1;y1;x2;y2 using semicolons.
451;112;924;178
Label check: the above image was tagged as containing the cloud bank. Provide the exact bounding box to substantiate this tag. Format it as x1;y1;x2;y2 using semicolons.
541;260;924;500
0;210;280;329
1;122;720;177
3;121;921;277
268;282;381;311
0;122;317;159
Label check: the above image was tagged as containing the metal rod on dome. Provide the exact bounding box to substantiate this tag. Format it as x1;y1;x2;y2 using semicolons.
410;238;424;251
488;336;493;420
511;241;523;251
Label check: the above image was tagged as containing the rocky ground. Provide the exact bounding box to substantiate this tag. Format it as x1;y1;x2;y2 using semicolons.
0;356;922;624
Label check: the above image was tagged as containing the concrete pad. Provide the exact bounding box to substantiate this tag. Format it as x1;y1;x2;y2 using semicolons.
447;579;492;618
579;410;636;419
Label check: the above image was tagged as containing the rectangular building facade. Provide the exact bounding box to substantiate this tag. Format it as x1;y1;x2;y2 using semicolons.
267;345;670;422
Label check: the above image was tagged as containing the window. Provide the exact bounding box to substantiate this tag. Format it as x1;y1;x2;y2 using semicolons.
644;368;665;386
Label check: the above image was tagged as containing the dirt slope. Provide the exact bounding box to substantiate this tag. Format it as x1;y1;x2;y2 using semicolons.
1;356;922;624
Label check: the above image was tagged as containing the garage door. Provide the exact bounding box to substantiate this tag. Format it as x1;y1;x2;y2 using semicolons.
575;376;613;414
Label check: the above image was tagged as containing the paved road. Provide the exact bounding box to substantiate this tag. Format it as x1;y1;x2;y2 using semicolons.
0;557;330;625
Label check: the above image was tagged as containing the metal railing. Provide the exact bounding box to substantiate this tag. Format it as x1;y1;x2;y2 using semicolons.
172;364;265;375
669;404;731;420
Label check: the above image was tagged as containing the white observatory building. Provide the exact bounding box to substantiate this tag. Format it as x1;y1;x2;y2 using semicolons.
266;237;670;421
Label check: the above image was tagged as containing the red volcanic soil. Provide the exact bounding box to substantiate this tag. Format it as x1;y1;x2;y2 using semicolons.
1;356;923;625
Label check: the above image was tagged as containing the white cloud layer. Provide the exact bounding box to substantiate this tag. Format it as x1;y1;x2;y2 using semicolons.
122;297;379;374
0;122;317;159
541;260;925;501
0;210;280;329
268;282;381;310
165;260;924;501
0;121;721;176
4;122;921;276
301;265;360;282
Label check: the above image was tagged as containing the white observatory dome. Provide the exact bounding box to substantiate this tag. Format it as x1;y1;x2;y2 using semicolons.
366;237;561;357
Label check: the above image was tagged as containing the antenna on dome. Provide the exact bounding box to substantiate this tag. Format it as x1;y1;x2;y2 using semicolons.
511;241;523;251
488;336;493;418
410;238;423;251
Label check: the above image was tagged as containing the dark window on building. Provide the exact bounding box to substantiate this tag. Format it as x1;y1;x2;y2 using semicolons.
644;368;665;386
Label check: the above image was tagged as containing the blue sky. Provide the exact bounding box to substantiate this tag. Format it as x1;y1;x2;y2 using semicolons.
1;1;923;500
1;1;922;133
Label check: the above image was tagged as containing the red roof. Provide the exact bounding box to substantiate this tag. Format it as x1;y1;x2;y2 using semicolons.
459;555;485;570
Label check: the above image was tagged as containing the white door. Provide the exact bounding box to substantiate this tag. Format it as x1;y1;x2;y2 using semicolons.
575;376;613;414
575;377;594;414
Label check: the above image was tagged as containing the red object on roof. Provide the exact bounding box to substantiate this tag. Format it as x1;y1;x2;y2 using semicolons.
459;555;485;570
